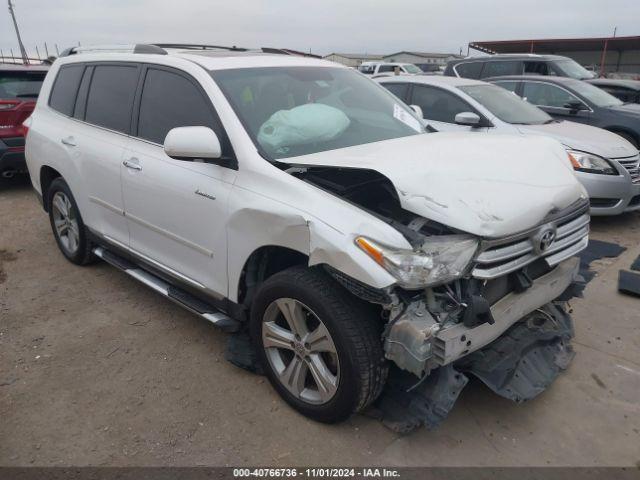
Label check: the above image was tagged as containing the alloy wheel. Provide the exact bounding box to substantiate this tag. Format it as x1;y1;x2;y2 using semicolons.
51;191;80;255
262;298;340;405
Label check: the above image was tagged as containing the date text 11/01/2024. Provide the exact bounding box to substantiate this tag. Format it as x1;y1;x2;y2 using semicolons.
233;468;400;478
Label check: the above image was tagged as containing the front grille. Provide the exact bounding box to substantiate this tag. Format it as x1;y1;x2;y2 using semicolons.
472;200;589;280
616;154;640;184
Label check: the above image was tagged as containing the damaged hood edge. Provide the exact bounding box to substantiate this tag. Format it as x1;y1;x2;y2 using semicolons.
289;133;587;238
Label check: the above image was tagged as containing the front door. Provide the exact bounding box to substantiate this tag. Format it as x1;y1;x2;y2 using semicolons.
121;66;237;297
409;84;489;132
521;81;592;124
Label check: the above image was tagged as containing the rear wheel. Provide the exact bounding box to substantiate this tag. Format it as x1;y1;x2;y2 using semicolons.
250;266;387;423
47;177;94;265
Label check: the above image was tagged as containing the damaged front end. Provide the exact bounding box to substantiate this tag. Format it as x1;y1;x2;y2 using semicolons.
284;164;589;432
308;169;589;431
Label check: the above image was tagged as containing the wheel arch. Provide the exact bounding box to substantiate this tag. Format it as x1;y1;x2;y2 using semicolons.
39;165;63;212
237;245;309;306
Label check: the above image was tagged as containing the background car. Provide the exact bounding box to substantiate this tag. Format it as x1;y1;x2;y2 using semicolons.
377;75;640;215
357;62;422;76
444;54;595;81
0;62;49;179
587;78;640;104
487;75;640;148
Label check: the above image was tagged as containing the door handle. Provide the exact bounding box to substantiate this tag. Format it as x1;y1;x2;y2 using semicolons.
123;158;142;171
61;136;76;147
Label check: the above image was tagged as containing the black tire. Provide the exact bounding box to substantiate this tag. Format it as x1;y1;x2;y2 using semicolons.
46;177;95;265
250;266;388;423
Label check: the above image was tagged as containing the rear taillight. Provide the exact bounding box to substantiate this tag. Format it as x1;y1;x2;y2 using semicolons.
0;100;19;111
21;116;32;138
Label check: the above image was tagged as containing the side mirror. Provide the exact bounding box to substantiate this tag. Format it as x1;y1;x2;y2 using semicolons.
164;126;222;161
410;104;424;118
563;101;586;113
455;111;481;127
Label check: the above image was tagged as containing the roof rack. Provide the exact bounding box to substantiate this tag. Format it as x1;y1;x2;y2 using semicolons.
59;43;292;58
60;44;168;57
152;43;249;52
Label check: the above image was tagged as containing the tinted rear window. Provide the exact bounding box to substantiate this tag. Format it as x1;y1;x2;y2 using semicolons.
454;62;483;79
49;65;84;115
85;65;139;133
482;61;522;78
0;71;46;100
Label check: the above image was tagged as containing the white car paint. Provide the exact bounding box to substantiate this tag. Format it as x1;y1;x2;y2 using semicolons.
24;47;592;424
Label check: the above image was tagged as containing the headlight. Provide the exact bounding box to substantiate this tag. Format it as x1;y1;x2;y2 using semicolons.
567;150;616;175
355;235;479;289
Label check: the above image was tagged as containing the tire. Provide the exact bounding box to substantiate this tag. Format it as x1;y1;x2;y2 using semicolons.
250;266;387;423
47;177;95;265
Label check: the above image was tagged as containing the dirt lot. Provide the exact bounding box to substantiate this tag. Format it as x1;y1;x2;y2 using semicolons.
1;176;639;467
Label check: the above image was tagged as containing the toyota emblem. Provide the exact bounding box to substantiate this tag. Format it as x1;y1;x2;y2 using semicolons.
534;225;557;254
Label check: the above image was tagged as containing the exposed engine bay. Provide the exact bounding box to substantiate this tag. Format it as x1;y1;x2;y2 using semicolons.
290;165;585;432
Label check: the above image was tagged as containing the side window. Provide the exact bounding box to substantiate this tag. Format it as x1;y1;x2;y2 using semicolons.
454;62;483;79
524;61;550;75
522;82;582;108
382;83;409;101
137;68;221;147
482;61;522;78
378;65;395;73
411;85;475;123
49;65;84;116
85;65;139;133
493;81;519;93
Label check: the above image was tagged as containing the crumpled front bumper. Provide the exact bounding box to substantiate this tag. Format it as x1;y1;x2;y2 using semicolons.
375;303;576;433
385;257;579;376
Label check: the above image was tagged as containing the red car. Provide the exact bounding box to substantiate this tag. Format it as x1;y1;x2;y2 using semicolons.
0;63;49;178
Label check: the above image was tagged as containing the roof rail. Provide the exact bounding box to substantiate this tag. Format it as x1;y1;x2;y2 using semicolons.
59;44;167;57
152;43;249;52
57;43;292;58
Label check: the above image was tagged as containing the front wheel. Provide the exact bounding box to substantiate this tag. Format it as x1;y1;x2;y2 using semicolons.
250;266;387;423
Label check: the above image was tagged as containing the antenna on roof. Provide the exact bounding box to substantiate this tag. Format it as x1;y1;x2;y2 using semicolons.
7;0;29;65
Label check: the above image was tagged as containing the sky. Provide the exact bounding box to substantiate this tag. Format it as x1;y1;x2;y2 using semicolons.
1;0;639;59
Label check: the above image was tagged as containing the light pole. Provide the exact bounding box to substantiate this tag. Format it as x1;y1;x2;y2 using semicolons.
7;0;29;65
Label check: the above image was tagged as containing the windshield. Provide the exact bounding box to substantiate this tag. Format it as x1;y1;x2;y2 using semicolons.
402;64;422;74
213;67;424;160
553;59;594;80
568;80;624;108
0;71;45;99
459;84;553;125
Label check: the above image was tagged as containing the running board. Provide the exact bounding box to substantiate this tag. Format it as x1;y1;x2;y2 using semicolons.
93;246;240;332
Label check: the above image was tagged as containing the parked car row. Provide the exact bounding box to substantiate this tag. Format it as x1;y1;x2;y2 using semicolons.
377;75;640;215
4;44;637;430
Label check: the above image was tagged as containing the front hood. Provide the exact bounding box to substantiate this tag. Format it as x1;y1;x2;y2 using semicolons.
289;133;586;238
609;103;640;116
518;120;638;158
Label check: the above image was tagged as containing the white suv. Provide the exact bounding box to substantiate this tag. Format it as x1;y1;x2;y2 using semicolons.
25;44;589;428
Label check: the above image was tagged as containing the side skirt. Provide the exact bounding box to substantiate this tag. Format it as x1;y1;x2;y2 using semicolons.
92;246;241;333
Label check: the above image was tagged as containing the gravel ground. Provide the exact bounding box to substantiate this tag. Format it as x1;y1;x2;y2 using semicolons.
1;176;639;467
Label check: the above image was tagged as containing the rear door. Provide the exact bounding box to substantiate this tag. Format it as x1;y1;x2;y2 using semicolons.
71;63;141;247
120;65;237;297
